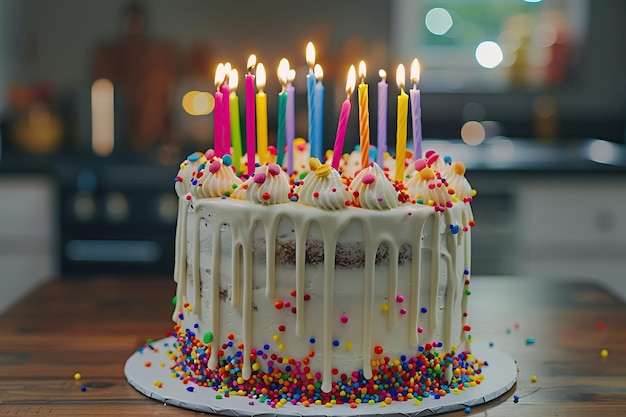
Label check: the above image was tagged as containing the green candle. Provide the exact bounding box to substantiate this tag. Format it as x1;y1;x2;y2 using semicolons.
277;89;287;166
229;69;243;173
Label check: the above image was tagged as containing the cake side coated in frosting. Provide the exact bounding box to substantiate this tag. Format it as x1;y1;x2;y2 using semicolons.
170;150;480;407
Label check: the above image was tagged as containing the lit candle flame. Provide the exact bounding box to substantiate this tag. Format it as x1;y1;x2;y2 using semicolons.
247;54;257;73
256;63;266;91
277;58;289;87
223;62;232;83
379;69;387;81
314;64;323;81
410;58;420;88
306;42;316;70
287;69;296;84
358;60;367;84
396;64;406;90
214;63;226;89
346;65;356;97
229;69;239;93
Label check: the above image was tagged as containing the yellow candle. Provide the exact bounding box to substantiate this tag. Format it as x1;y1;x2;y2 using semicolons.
256;63;268;165
358;60;370;169
395;64;408;182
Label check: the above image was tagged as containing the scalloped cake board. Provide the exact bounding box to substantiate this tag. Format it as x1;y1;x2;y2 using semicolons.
125;337;517;416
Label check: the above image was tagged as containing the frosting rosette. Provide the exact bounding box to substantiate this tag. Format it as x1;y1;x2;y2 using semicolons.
175;151;208;198
298;158;350;210
197;155;243;198
406;159;453;211
446;161;475;203
349;163;399;210
233;163;290;205
424;150;453;180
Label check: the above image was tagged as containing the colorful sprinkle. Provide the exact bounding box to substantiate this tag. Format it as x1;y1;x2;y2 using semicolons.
73;372;82;381
601;349;609;358
531;375;537;383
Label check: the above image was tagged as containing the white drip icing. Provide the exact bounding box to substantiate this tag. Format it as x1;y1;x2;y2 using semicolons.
173;197;473;393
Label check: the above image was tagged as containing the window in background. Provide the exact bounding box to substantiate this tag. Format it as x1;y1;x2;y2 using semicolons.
391;0;589;92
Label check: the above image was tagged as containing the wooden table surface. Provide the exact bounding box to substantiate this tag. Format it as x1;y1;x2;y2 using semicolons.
1;275;625;416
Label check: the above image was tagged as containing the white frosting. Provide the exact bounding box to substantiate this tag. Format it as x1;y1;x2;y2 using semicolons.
233;163;290;205
298;162;350;210
198;158;242;198
174;197;472;393
172;149;475;396
175;152;207;198
447;161;474;201
349;163;399;210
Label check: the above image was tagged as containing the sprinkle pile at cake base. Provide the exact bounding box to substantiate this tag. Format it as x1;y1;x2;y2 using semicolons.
169;315;486;409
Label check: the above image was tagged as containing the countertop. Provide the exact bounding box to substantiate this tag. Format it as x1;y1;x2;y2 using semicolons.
1;275;626;416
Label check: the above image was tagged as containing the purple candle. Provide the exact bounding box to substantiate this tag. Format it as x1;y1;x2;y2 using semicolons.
410;58;422;159
377;69;388;165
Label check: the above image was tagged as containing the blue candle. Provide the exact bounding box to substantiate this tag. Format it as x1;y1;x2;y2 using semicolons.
276;58;289;166
311;64;324;161
306;42;316;157
286;69;296;174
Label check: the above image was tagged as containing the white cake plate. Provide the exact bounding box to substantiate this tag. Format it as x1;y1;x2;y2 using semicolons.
125;337;517;417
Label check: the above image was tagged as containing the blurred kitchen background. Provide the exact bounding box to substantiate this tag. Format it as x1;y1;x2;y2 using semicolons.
1;0;625;313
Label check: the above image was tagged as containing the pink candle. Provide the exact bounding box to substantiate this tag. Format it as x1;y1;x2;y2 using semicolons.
331;65;356;170
377;70;388;165
213;63;225;155
220;76;232;157
245;55;256;176
213;90;223;155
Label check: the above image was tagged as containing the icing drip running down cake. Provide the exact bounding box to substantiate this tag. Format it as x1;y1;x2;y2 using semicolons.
169;146;482;409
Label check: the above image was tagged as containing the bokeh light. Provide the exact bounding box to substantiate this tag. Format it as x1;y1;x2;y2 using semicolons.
425;8;453;36
182;91;215;116
475;41;504;69
461;121;486;146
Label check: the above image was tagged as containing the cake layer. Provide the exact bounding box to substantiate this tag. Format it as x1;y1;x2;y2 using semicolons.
173;197;473;393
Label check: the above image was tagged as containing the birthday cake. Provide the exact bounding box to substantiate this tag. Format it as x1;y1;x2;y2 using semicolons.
168;145;481;410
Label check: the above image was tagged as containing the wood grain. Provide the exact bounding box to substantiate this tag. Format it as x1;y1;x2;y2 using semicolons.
1;276;626;416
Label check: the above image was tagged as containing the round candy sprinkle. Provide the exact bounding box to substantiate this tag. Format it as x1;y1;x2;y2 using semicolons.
81;385;87;392
340;314;349;324
530;375;537;383
267;163;281;176
526;338;535;345
203;332;214;344
601;349;609;358
362;173;376;184
374;345;383;355
222;154;233;166
421;307;428;313
464;406;471;414
208;160;221;174
396;294;405;303
73;372;82;380
254;172;267;184
597;321;606;331
513;395;519;403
